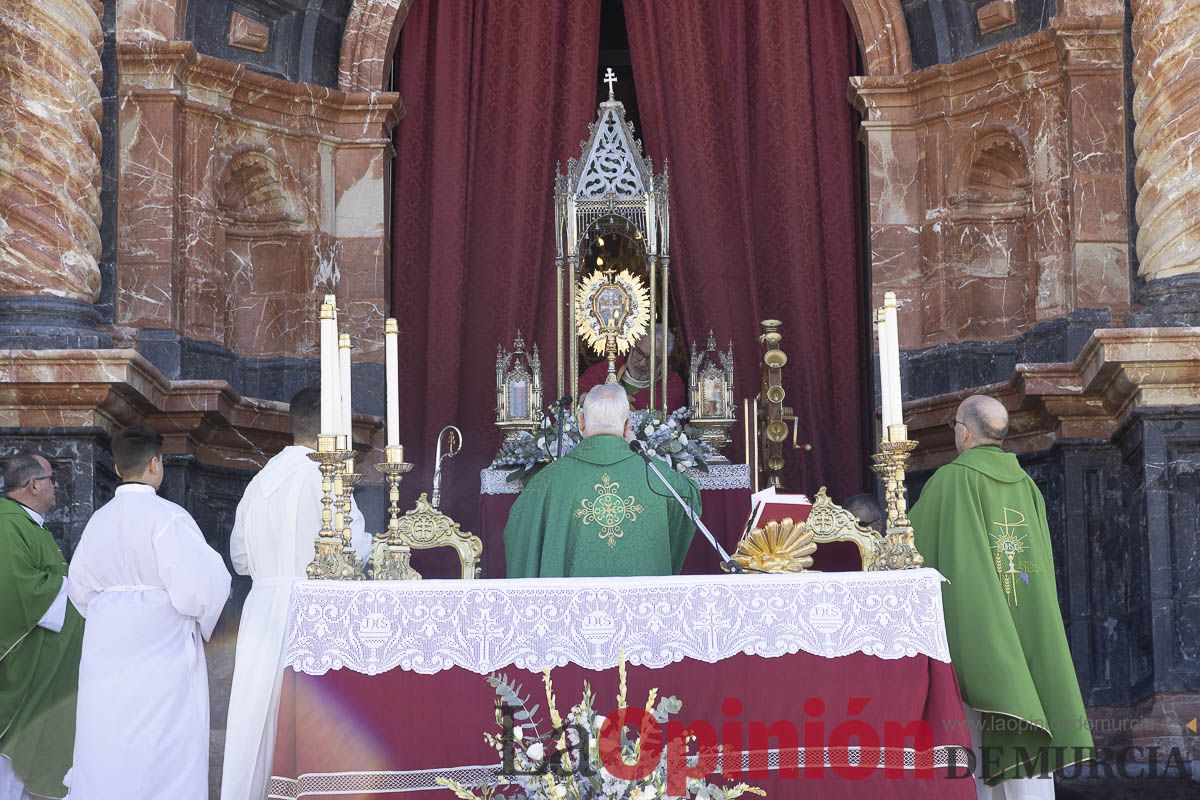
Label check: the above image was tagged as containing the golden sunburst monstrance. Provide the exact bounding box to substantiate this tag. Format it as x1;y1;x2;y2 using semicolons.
575;269;650;383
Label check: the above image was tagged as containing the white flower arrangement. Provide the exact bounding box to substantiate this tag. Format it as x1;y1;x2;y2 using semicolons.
491;403;713;484
436;658;764;800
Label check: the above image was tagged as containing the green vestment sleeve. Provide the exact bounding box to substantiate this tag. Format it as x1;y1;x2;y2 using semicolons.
910;447;1092;783
0;499;83;799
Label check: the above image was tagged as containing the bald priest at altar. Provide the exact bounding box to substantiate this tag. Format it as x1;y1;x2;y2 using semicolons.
504;384;699;577
577;326;687;410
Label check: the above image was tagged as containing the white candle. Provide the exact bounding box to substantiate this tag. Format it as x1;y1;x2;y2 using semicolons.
339;333;353;443
385;318;400;448
319;302;337;436
883;292;903;431
876;308;894;431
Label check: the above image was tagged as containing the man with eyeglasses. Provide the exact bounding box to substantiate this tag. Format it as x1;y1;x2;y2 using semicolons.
910;395;1092;798
577;325;687;410
0;452;83;800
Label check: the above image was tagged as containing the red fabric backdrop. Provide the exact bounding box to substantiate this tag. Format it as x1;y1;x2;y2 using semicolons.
391;0;865;533
390;1;601;530
623;0;866;498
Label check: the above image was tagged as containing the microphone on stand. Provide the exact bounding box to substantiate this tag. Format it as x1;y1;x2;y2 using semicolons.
555;395;573;459
629;440;744;574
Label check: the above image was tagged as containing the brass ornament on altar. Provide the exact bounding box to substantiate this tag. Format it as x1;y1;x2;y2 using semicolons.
369;444;419;581
391;493;483;580
689;330;735;461
867;426;925;571
804;487;884;570
495;332;542;443
307;433;364;580
575;268;650;382
731;517;817;573
745;320;809;492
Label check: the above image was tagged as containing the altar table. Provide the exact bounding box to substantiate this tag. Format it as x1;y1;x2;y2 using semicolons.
269;570;975;799
469;464;754;578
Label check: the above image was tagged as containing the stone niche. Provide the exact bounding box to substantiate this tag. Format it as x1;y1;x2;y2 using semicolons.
943;127;1035;340
854;16;1130;352
115;40;400;406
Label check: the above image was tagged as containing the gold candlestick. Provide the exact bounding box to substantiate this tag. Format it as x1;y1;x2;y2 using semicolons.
867;427;925;571
307;434;361;580
370;445;420;581
340;462;365;577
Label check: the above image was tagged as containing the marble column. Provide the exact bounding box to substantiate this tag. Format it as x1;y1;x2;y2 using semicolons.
0;0;110;346
1130;0;1200;325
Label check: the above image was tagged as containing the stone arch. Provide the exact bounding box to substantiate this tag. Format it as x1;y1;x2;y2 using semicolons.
338;0;912;92
338;0;414;91
840;0;913;76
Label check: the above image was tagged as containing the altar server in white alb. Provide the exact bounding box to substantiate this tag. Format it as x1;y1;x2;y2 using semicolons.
221;387;369;800
67;426;231;800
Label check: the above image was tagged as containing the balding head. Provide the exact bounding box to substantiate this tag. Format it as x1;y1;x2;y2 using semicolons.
579;383;632;439
955;395;1008;453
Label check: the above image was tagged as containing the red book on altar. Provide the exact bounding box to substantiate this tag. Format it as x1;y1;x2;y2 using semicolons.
744;486;813;532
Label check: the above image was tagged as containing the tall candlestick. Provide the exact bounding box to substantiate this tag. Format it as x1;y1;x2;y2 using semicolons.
319;302;338;435
339;333;353;441
876;308;894;431
883;292;903;434
385;318;400;448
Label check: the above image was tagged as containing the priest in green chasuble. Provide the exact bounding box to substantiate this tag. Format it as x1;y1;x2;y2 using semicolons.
0;452;83;800
910;395;1092;797
504;383;699;577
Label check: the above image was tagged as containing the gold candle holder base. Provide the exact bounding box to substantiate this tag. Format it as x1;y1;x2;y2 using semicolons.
867;435;925;571
307;437;361;580
370;455;421;581
339;466;365;578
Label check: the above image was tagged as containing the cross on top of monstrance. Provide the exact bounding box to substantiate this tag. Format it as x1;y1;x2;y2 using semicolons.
604;67;618;100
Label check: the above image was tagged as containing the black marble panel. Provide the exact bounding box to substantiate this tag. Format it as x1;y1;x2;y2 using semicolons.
901;0;1056;70
186;0;353;87
97;0;118;324
1127;275;1200;328
0;428;117;557
1116;408;1200;695
898;308;1110;399
0;296;113;350
135;329;385;415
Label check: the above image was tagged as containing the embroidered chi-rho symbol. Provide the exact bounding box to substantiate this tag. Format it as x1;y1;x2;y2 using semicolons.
575;473;644;548
990;507;1031;607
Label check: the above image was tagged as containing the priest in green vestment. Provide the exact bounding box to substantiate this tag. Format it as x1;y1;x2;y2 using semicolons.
0;452;83;799
910;396;1092;795
505;383;699;577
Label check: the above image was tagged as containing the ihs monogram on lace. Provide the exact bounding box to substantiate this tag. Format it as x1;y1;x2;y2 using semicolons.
575;473;644;548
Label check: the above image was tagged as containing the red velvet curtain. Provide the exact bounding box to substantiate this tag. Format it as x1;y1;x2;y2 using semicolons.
390;1;600;531
623;0;867;498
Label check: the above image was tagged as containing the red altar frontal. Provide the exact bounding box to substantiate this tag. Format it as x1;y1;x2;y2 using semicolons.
269;571;975;799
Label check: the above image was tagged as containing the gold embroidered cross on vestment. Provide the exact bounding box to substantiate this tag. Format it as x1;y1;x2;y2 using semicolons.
575;473;644;548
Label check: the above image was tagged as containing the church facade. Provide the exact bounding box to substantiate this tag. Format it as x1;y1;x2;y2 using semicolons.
1;0;1197;785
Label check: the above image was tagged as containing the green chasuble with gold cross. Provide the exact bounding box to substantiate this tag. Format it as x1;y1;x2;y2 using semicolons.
909;445;1092;784
504;434;700;577
0;498;84;799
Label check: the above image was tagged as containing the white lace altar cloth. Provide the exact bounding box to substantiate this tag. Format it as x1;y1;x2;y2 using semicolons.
480;463;751;494
283;569;950;676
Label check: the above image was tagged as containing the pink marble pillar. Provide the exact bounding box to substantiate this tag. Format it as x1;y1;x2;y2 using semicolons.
0;0;105;302
1131;0;1200;281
